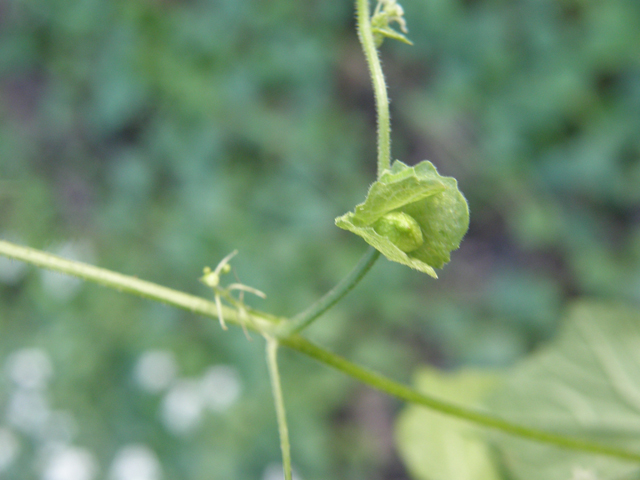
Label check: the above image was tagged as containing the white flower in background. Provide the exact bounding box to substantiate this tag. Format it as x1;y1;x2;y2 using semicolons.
0;255;27;285
570;466;598;480
200;365;241;412
261;462;302;480
40;241;95;301
134;351;177;394
40;411;77;446
160;380;203;435
6;389;50;435
5;348;53;390
0;428;20;472
109;444;162;480
41;446;97;480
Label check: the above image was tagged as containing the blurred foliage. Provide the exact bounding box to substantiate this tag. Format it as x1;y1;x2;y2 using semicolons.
396;367;502;480
487;301;640;480
398;301;640;480
0;0;639;478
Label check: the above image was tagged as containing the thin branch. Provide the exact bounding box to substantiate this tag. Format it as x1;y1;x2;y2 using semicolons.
277;247;380;336
281;334;640;463
266;337;293;480
0;240;262;331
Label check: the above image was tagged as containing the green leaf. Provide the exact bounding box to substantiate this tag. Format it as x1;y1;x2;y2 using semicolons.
335;160;469;277
395;367;503;480
372;26;413;46
487;301;640;480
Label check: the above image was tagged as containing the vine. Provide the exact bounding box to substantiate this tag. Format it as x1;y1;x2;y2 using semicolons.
0;0;639;477
0;242;638;463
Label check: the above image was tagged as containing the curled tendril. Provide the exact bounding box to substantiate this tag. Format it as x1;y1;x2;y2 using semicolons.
201;250;266;336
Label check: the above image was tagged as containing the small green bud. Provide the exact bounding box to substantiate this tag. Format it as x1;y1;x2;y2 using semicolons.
371;0;412;46
201;267;221;288
200;251;236;289
373;211;423;252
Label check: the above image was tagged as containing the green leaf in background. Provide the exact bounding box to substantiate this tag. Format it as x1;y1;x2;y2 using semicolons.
335;161;469;277
487;301;640;480
395;366;503;480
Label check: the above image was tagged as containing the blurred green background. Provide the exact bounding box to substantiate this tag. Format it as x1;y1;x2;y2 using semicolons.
0;0;639;478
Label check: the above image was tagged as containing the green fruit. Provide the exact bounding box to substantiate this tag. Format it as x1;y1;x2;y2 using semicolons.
373;211;423;252
335;160;469;277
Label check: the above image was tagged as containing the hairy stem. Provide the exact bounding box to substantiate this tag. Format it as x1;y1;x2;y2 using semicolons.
356;0;391;176
1;239;639;462
266;337;293;480
0;240;268;331
278;247;380;336
276;0;388;338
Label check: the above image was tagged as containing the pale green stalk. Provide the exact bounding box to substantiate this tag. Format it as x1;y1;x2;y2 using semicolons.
280;334;640;463
266;337;293;480
1;239;639;462
357;0;391;176
278;0;390;337
0;240;269;331
278;247;380;337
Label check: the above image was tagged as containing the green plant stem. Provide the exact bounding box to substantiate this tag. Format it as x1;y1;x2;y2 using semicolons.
0;240;269;331
278;247;380;337
356;0;391;177
281;0;388;341
1;239;639;463
266;337;293;480
280;334;640;463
